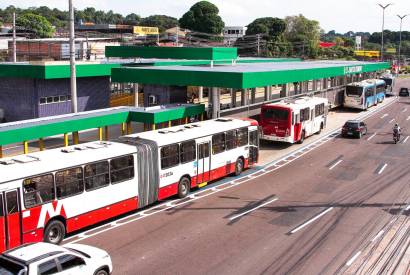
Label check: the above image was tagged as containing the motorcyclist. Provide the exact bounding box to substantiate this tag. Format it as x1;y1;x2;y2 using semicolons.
393;123;401;140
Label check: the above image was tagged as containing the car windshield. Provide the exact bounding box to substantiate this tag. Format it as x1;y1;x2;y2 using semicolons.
345;122;359;128
346;86;363;97
400;88;408;92
0;257;25;275
262;108;289;121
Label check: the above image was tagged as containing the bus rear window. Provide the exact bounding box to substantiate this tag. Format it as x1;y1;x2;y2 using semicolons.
262;108;289;121
346;86;363;97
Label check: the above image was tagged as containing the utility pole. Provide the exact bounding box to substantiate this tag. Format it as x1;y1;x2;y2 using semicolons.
397;14;408;71
69;0;78;113
257;34;260;56
12;12;16;63
378;3;392;61
176;25;179;47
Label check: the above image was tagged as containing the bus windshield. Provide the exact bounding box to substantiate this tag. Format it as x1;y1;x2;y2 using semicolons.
381;78;392;86
346;86;363;97
263;108;289;121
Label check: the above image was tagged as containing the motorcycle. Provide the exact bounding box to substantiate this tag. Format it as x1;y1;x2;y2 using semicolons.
393;131;400;144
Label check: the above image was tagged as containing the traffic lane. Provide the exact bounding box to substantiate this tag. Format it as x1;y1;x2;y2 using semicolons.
74;102;410;275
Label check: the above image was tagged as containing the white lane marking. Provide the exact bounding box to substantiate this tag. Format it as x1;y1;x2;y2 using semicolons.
402;108;407;113
371;230;385;242
405;204;410;211
289;207;334;234
229;197;279;221
346;251;362;266
378;164;388;175
389;118;395;124
407;116;410;121
403;136;409;144
329;160;343;170
381;114;388;118
367;133;377;141
64;98;399;244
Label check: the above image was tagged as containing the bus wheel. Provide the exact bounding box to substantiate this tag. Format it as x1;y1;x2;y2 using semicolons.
44;220;66;244
178;177;191;198
317;123;323;135
234;158;244;176
298;131;305;144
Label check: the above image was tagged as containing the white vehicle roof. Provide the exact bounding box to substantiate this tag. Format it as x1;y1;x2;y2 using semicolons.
0;141;136;186
3;242;65;263
262;96;328;111
125;118;252;147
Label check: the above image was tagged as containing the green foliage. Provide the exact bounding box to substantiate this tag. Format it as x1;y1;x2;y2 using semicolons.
179;1;224;34
124;13;141;25
285;14;321;58
16;13;54;38
140;15;178;32
246;17;286;39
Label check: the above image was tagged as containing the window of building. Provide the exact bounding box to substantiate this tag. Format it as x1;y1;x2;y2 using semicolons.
23;174;55;208
84;161;110;191
212;133;225;154
237;128;248;147
53;96;60;103
226;130;237;150
39;95;71;105
46;97;53;104
39;97;46;104
180;141;196;164
110;155;134;183
55;167;84;199
59;95;67;101
161;144;179;169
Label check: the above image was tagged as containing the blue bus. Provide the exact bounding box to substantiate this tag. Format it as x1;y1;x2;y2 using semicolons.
344;79;386;110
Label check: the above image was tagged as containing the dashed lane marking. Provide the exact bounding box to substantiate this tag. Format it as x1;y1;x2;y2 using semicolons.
389;118;395;124
402;108;407;113
371;230;385;242
376;163;388;175
229;196;279;221
346;251;362;266
403;136;409;144
329;160;343;170
381;114;389;119
367;133;377;141
407;116;410;121
289;207;334;234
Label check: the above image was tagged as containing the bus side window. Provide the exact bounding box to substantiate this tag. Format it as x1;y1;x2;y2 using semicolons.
160;145;179;170
212;133;226;154
55;167;84;199
225;130;237;150
236;128;248;147
295;113;300;124
23;174;55;209
84;161;110;191
180;141;196;164
110;155;135;183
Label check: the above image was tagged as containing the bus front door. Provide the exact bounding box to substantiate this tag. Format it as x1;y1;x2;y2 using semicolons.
1;189;22;250
249;130;259;165
197;142;211;186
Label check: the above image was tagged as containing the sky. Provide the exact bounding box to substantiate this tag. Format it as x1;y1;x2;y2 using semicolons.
1;0;409;33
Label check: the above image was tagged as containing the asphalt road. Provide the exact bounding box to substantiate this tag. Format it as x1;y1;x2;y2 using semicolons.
61;79;410;274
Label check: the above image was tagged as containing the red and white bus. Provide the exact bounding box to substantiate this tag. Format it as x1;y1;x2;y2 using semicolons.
0;118;259;252
260;97;328;144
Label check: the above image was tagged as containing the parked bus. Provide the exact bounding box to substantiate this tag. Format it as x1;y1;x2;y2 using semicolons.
260;97;329;144
344;79;386;110
0;118;259;252
380;73;395;96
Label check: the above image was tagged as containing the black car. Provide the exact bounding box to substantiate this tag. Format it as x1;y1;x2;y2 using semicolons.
342;120;368;138
399;87;409;97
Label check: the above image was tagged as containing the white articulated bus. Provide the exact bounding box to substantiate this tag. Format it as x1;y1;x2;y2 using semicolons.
344;79;386;110
260;97;329;144
0;118;259;252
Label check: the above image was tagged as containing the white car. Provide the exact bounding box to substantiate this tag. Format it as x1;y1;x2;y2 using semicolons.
0;242;112;275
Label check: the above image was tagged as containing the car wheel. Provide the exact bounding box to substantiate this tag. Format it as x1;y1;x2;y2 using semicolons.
95;269;109;275
234;157;244;176
178;177;191;198
44;220;65;244
358;132;362;139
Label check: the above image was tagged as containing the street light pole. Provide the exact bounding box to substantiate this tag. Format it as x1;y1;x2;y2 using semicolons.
397;14;408;71
12;12;16;63
378;3;392;61
69;0;78;113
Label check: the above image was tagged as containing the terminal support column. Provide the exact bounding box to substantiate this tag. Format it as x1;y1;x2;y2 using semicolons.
280;84;288;98
241;89;246;106
198;86;204;103
133;83;139;107
211;87;220;119
251;88;256;104
230;88;236;107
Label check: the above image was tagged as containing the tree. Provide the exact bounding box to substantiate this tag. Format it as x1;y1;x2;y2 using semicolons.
246;17;286;38
284;15;321;58
16;13;54;38
140;15;178;32
179;1;224;34
124;13;141;25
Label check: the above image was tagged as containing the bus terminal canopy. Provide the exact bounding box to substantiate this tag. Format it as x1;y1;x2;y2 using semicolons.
112;61;390;89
